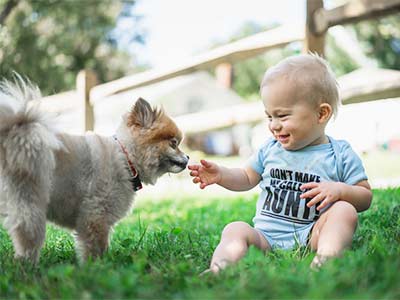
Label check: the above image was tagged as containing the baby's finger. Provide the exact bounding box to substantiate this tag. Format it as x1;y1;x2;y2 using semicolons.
300;182;319;191
192;177;201;184
316;200;328;211
307;194;324;208
200;182;208;189
187;164;199;170
189;170;198;177
300;188;319;199
200;159;212;168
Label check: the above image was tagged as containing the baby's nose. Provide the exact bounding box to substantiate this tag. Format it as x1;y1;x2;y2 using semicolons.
270;119;282;131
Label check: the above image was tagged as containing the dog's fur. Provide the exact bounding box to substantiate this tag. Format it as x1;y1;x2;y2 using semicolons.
0;76;189;263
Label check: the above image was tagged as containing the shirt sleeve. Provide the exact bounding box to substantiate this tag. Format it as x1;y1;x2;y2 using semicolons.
247;139;272;175
340;142;368;185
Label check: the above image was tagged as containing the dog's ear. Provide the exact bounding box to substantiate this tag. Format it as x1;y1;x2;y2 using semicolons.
127;98;162;128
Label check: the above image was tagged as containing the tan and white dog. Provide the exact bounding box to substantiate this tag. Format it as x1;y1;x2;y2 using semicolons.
0;76;189;263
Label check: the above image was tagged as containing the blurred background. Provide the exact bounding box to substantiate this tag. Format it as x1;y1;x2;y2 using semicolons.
1;0;399;198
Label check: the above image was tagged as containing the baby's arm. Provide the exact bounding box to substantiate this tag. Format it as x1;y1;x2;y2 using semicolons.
300;180;372;212
188;159;261;191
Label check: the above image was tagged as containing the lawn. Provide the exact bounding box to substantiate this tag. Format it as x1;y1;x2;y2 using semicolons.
0;188;399;299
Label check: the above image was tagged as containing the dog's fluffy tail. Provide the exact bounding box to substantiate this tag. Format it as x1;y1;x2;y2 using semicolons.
0;74;62;178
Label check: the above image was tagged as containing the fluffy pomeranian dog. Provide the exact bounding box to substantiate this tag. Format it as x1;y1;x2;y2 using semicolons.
0;75;189;263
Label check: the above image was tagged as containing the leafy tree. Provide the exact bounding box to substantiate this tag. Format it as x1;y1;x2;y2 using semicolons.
232;46;301;101
325;34;359;76
0;0;144;95
214;18;400;100
213;21;356;100
352;15;400;70
210;22;302;100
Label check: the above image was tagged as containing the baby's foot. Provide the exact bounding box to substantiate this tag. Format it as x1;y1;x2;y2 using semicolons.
310;254;330;270
199;259;229;276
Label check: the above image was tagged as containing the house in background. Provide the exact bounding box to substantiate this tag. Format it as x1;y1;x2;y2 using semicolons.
36;71;250;155
36;68;400;156
93;71;250;155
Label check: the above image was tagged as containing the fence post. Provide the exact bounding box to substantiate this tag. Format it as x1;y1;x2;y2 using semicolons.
76;70;97;132
215;63;233;89
304;0;326;56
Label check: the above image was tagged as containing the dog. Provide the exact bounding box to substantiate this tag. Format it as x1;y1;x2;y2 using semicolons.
0;75;189;263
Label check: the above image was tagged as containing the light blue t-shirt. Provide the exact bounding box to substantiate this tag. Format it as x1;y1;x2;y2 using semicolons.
249;136;368;238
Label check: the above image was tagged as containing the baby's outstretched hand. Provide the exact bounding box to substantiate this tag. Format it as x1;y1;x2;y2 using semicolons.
300;181;344;211
188;159;221;189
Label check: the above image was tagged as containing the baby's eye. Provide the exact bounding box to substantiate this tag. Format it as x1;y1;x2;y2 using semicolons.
278;114;289;118
170;139;178;149
267;116;272;121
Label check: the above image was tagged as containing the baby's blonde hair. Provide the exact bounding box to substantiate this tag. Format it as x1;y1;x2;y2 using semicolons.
260;53;339;117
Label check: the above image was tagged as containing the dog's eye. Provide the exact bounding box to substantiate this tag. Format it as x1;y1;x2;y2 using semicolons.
170;139;178;149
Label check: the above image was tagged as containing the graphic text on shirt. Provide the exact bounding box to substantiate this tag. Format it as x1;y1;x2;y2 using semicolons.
261;168;322;224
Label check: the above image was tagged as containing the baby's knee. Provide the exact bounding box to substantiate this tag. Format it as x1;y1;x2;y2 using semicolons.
331;201;358;224
221;221;251;238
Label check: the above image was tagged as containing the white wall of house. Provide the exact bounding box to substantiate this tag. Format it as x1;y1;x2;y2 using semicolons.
93;71;244;135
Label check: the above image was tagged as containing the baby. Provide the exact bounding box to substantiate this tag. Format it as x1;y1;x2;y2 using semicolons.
188;54;373;272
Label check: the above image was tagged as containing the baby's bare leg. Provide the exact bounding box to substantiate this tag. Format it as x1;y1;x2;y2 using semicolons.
207;221;270;273
309;201;358;267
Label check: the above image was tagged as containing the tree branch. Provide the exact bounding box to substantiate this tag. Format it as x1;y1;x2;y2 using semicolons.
0;0;19;26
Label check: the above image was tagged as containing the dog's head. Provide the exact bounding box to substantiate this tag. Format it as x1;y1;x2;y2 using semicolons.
119;98;189;184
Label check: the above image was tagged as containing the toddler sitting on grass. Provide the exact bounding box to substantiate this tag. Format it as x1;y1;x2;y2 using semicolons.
188;54;372;273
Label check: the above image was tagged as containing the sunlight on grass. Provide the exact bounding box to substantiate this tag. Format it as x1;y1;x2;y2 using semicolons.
0;188;399;299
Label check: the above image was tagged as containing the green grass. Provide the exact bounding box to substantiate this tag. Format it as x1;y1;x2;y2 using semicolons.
1;188;399;299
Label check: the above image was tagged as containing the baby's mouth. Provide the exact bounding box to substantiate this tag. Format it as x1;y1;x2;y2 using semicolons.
276;134;290;143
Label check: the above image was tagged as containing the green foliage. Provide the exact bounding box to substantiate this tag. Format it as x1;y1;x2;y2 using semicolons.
233;45;301;100
218;15;400;100
353;15;400;70
211;22;300;100
232;36;360;100
0;188;399;299
326;34;359;76
220;21;358;100
0;0;142;95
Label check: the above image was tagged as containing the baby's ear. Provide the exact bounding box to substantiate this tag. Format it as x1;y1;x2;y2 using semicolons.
318;103;332;123
127;98;162;128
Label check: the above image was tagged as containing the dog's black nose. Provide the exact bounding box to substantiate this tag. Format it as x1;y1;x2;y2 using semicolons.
186;155;190;160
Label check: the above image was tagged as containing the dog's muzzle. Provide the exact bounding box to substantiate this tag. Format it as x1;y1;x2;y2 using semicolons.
169;155;189;170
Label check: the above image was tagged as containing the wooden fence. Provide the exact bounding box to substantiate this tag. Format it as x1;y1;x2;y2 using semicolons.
41;0;400;134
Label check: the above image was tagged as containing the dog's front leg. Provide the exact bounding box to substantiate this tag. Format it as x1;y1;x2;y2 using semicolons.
75;217;110;262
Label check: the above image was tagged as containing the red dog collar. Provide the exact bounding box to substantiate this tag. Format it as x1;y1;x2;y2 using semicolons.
113;135;143;191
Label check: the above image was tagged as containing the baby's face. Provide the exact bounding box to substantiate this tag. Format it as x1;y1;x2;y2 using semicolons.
261;80;327;151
